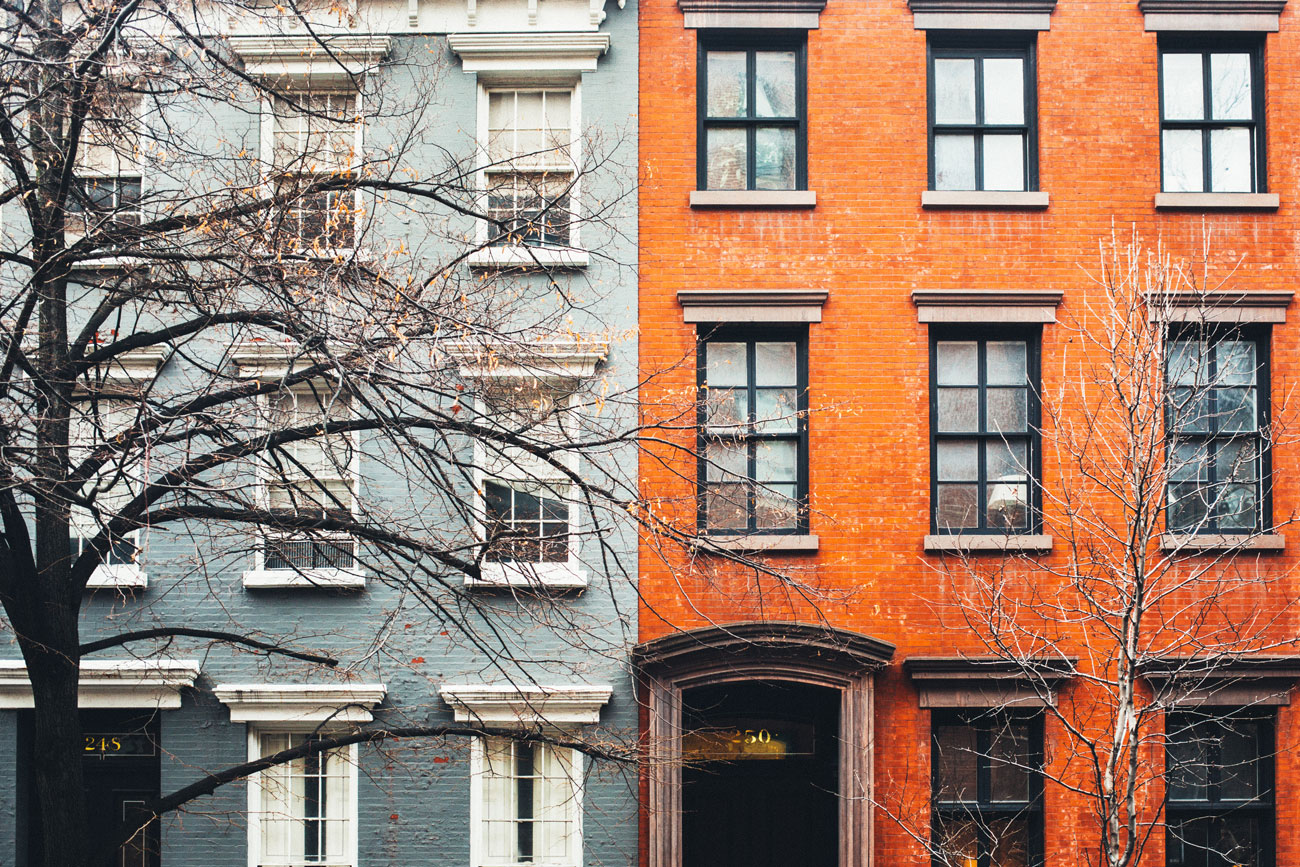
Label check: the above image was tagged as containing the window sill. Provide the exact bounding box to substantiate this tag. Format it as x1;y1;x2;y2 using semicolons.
242;568;366;589
467;247;589;269
689;190;817;209
1158;534;1284;552
924;534;1053;553
85;564;147;590
1153;193;1279;210
692;534;820;553
466;562;589;589
922;190;1050;209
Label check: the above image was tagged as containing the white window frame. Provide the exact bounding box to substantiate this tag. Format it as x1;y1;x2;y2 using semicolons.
246;727;360;867
470;737;584;867
70;85;146;233
469;81;587;268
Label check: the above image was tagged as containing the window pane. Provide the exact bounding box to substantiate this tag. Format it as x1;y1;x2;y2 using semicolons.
1210;127;1252;193
1163;129;1204;193
1169;440;1208;482
1168;482;1209;531
707;52;748;117
937;484;979;529
514;91;547;157
755;483;798;529
1216;387;1257;432
989;724;1031;802
543;91;572;151
988;482;1029;529
706;342;748;387
1217;341;1257;386
1170;387;1210;434
987;388;1028;433
706;387;747;429
934;134;976;191
1167;726;1209;800
755;342;797;385
1219;723;1260;801
987;341;1028;385
755;52;797;118
706;483;749;530
987;439;1028;481
937;440;978;482
1210;53;1253;120
934;817;980;867
1163;53;1205;120
706;441;748;481
937;342;979;385
983;134;1025;191
706;127;748;190
1168;340;1207;386
755;388;798;434
983;58;1025;125
938;388;979;433
754;127;796;190
988;815;1031;867
1217;439;1257;484
755;440;797;482
934;59;976;124
934;725;977;801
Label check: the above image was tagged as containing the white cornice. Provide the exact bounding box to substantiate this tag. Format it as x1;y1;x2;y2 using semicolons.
214;683;387;724
0;659;200;709
440;683;612;726
81;347;167;387
229;34;392;80
448;31;611;73
230;342;323;380
451;339;609;379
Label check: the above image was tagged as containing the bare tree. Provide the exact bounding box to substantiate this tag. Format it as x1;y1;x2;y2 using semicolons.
0;1;645;865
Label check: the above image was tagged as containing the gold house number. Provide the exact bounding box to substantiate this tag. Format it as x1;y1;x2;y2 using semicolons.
84;735;123;753
731;729;774;745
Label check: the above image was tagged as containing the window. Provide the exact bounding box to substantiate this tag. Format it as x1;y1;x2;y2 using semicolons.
931;333;1039;534
268;92;361;250
484;482;569;563
69;397;146;586
252;731;357;867
484;89;576;248
475;737;581;867
698;38;806;191
698;331;807;533
68;176;143;230
929;38;1037;192
1165;331;1267;533
1166;712;1274;867
931;712;1043;867
1160;38;1264;194
71;86;144;232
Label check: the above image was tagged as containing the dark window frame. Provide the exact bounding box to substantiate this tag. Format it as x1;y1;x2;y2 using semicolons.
696;33;808;192
696;326;810;535
930;710;1045;867
1165;710;1275;867
927;33;1039;192
1158;34;1267;194
1164;325;1271;534
929;327;1043;535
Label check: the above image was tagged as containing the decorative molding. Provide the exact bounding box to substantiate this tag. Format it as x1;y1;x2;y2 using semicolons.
678;0;826;26
912;10;1051;27
450;339;609;380
634;622;896;676
912;289;1064;324
1159;533;1285;552
1140;0;1284;29
1154;192;1280;209
689;189;816;208
81;348;166;390
692;534;820;552
678;289;829;324
229;342;323;380
214;683;387;724
0;660;200;709
1141;656;1300;706
922;190;1050;208
242;568;367;589
467;246;590;269
439;684;612;726
905;656;1076;708
923;534;1054;552
229;35;392;81
1145;289;1293;324
448;32;611;74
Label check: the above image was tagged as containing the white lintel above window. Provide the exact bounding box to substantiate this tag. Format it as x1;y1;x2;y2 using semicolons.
440;683;612;727
448;32;611;76
230;341;333;381
0;659;200;709
214;683;387;724
451;340;609;380
677;0;827;29
81;347;166;391
1139;0;1286;31
1145;288;1293;324
912;289;1064;324
229;35;392;85
909;0;1057;29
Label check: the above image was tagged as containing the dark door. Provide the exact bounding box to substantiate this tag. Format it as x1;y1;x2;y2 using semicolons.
681;682;839;867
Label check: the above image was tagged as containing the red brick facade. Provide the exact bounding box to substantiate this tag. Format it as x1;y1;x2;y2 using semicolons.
637;0;1300;865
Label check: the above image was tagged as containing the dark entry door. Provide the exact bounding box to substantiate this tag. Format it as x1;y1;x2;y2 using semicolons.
681;682;839;867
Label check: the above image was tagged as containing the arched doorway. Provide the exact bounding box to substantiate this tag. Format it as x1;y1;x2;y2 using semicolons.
635;622;895;867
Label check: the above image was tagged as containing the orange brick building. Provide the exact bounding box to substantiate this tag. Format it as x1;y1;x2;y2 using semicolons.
635;0;1300;866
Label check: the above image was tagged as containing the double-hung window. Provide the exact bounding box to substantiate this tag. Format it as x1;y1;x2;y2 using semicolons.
69;395;146;587
1165;331;1267;533
484;89;577;248
1166;712;1274;867
931;332;1039;534
475;738;581;867
70;87;144;231
698;331;807;533
252;731;357;867
932;712;1044;867
1160;38;1264;194
268;92;361;250
929;38;1037;192
698;38;806;191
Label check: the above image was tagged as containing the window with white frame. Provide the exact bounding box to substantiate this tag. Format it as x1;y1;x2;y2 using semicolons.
483;89;577;248
69;396;146;586
70;87;144;231
476;737;581;867
267;91;362;250
252;731;357;867
261;385;357;572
